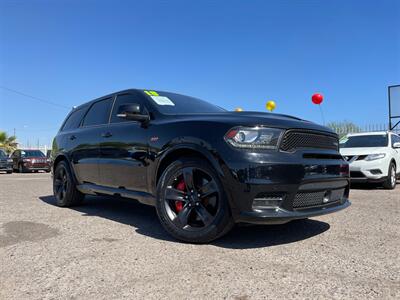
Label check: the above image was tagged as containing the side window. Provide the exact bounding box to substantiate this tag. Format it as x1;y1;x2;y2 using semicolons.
62;107;87;131
110;93;147;123
82;98;113;126
392;134;400;146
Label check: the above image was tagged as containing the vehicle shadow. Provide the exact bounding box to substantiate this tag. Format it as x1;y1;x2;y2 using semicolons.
350;180;399;190
39;195;330;249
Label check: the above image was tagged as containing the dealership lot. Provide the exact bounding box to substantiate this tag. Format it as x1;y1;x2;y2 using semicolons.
0;173;399;299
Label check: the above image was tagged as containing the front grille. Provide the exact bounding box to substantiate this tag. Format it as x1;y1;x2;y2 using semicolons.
280;130;339;152
293;188;344;209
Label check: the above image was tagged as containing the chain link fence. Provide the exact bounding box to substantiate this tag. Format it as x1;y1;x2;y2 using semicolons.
329;123;400;138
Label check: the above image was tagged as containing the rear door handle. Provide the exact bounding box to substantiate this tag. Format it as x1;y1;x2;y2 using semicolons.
102;132;112;138
69;135;76;140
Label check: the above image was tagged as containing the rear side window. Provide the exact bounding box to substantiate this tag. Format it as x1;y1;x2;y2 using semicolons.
110;93;147;123
62;108;86;131
392;134;400;146
83;98;113;126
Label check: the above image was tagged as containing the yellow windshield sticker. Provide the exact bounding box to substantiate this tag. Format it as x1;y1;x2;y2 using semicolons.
144;90;159;96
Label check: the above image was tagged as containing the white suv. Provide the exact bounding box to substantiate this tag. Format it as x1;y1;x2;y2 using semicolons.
340;131;400;189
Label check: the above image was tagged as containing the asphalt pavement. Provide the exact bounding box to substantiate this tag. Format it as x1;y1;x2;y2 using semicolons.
0;172;399;299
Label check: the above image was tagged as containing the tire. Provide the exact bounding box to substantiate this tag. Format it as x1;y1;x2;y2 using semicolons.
53;160;84;207
156;157;234;243
383;162;396;190
6;170;12;174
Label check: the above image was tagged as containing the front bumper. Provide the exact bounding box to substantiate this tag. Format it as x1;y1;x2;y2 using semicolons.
238;200;350;224
220;148;351;224
24;163;51;171
0;163;12;171
348;157;390;182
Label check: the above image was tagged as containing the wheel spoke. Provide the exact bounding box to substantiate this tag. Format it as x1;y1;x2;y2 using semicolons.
166;187;187;202
174;205;192;227
198;180;218;199
56;185;63;199
195;203;214;226
54;178;62;186
182;167;195;192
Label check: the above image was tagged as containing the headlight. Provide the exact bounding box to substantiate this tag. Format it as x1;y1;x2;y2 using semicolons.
224;127;283;149
365;153;386;161
7;159;13;163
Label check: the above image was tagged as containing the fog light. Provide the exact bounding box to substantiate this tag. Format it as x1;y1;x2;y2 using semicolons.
252;194;284;209
370;169;382;175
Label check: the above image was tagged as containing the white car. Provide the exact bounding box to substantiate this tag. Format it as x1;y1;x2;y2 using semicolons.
340;131;400;189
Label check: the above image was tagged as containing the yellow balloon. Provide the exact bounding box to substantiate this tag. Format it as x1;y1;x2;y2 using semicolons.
234;107;243;112
266;100;276;112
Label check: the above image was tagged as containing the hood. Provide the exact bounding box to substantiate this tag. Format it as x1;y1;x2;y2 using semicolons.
340;147;388;156
163;111;335;134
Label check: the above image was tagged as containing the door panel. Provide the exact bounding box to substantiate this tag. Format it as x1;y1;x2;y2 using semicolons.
68;126;103;184
98;92;150;192
69;97;114;184
98;122;149;192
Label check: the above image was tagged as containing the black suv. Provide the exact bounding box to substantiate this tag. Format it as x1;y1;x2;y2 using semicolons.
52;89;350;243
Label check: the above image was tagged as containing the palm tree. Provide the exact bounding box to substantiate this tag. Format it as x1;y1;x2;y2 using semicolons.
0;131;18;154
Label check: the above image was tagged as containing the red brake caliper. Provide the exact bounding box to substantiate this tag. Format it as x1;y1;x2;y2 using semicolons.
175;180;186;212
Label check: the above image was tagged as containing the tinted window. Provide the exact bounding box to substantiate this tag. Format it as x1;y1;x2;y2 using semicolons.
62;107;87;131
340;134;389;148
111;94;147;123
83;98;113;126
392;134;400;146
144;91;225;114
21;150;45;157
0;150;7;158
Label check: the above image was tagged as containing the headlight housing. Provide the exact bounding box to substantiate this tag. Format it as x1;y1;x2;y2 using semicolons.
365;153;386;161
224;127;283;149
7;159;13;163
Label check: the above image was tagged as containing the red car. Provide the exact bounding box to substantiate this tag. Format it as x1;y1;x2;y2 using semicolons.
11;149;51;173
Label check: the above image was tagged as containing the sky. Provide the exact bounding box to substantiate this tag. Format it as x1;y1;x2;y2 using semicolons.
1;0;399;147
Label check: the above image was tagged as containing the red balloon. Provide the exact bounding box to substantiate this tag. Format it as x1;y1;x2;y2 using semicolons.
312;93;323;105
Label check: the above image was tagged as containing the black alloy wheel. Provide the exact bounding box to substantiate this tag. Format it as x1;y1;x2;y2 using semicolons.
53;161;84;207
54;166;68;203
156;157;233;243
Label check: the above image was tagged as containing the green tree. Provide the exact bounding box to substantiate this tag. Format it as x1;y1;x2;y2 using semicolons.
0;131;18;154
326;121;361;138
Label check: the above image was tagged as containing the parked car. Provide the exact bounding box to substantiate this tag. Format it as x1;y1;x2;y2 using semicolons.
52;89;350;243
340;131;400;189
0;148;13;174
11;149;51;173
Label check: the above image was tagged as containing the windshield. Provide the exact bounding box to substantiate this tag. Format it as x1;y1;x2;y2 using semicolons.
145;91;225;114
21;150;45;157
0;150;7;158
340;134;388;148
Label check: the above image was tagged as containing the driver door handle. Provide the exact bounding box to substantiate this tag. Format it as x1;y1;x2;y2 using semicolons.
102;132;112;138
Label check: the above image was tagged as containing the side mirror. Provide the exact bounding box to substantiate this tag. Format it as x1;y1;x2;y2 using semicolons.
393;142;400;148
117;104;150;122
